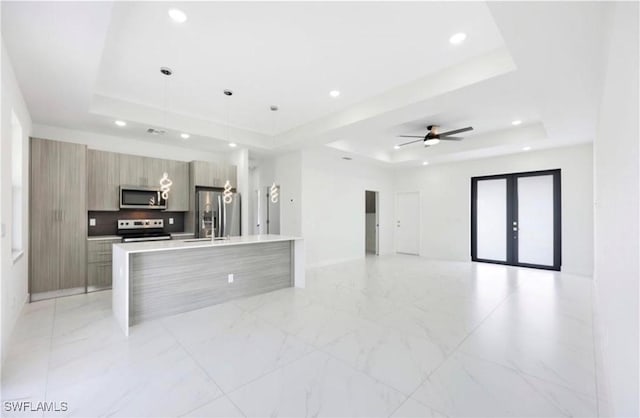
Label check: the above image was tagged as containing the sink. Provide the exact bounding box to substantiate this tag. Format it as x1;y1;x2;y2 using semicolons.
182;237;229;242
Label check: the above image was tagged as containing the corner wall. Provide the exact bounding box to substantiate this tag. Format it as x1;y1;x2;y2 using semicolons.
301;148;395;267
1;39;32;364
593;2;639;416
393;143;594;276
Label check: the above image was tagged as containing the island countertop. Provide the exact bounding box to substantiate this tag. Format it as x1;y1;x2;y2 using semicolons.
113;234;302;254
112;234;305;335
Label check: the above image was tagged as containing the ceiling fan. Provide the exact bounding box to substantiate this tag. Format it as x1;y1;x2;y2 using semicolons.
396;125;473;148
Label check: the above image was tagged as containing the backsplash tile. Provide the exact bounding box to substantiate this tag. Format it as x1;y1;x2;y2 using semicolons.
88;211;186;236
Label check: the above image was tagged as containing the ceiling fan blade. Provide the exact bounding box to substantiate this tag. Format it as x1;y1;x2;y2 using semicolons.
397;135;425;138
439;126;473;137
397;138;425;147
439;136;463;141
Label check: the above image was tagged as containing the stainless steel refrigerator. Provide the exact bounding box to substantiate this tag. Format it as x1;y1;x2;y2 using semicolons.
195;188;241;238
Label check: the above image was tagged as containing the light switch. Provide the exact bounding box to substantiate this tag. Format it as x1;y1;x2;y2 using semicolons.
169;218;174;225
228;274;234;283
89;218;96;227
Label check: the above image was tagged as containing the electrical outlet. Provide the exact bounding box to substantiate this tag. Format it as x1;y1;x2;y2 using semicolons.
228;274;234;283
89;218;96;227
169;218;174;225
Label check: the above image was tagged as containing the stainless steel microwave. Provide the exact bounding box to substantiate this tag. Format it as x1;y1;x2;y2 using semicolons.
120;186;167;210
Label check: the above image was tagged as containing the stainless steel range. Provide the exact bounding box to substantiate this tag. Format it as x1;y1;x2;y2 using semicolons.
117;219;172;243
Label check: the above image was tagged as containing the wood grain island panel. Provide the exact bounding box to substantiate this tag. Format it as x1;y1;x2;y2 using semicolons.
112;235;305;335
130;241;291;324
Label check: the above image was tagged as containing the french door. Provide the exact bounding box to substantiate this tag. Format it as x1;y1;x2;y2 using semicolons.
471;169;561;271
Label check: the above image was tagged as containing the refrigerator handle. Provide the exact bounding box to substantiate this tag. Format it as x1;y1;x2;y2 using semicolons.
218;195;224;238
222;198;227;237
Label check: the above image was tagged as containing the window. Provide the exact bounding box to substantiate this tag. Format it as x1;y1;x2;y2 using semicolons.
11;110;23;260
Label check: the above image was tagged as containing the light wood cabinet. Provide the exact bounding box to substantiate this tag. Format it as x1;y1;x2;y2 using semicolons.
30;138;87;298
88;150;120;211
165;160;189;211
30;139;61;294
87;154;186;211
119;154;146;186
143;157;165;188
191;161;237;188
87;238;120;291
222;164;238;189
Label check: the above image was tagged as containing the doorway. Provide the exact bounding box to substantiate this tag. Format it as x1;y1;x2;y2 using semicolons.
365;190;379;255
395;191;420;255
471;169;561;270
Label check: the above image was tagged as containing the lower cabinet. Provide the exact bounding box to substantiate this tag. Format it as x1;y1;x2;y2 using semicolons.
87;238;120;291
88;262;112;291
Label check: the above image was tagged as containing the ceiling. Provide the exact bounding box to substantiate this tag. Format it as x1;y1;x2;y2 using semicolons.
1;1;611;165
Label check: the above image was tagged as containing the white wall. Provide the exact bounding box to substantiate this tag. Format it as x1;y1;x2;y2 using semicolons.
593;2;639;416
229;148;250;235
1;39;32;364
394;143;594;276
301;148;395;267
274;151;303;237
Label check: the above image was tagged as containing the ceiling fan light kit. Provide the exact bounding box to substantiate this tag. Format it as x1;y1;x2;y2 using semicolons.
395;124;473;148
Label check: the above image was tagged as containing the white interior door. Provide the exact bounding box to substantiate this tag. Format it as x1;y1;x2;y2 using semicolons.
396;192;420;255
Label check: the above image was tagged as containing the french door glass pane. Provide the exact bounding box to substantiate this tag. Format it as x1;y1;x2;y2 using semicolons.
517;175;554;266
476;179;507;261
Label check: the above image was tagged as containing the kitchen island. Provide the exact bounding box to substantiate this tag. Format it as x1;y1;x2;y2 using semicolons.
112;235;304;335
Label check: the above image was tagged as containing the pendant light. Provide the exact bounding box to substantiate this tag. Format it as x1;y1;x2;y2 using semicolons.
223;89;234;204
158;67;173;195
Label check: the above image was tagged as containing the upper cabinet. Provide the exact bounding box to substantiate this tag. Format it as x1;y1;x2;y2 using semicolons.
143;157;165;188
88;150;120;211
165;160;189;211
191;161;237;188
119;154;146;187
88;151;190;212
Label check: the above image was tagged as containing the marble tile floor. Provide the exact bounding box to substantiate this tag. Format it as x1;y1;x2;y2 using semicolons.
1;255;602;417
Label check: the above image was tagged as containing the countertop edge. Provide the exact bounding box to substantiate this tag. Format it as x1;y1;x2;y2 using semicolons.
88;232;195;241
113;235;303;255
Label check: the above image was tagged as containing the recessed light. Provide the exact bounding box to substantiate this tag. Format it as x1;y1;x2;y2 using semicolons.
270;105;279;111
329;90;341;98
168;8;187;23
180;133;190;139
523;146;531;151
422;161;429;166
114;120;126;127
449;32;467;45
512;120;522;126
229;142;237;148
393;145;400;150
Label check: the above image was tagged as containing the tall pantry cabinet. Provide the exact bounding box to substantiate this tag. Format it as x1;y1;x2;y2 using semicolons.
30;138;87;300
